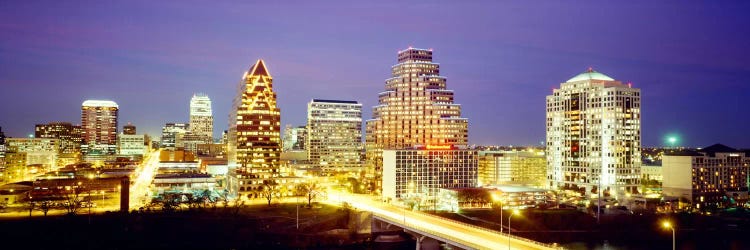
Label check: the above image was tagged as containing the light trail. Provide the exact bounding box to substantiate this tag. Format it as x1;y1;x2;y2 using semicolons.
326;191;560;250
129;149;160;209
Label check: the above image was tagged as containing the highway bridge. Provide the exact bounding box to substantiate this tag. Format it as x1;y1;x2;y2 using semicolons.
328;192;563;250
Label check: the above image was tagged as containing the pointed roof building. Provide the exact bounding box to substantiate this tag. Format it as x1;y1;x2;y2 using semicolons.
248;59;270;77
227;59;281;198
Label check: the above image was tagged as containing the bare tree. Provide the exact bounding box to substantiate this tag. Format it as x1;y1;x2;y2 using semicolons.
296;182;324;207
231;200;245;216
27;200;35;218
39;200;52;216
261;181;280;206
63;186;84;215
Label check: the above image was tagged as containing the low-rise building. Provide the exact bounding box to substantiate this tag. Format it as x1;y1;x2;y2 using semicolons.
641;164;663;182
152;173;215;195
662;144;750;209
0;182;33;205
478;150;546;187
485;185;550;209
31;177;123;201
225;171;304;200
118;134;147;156
382;146;478;209
6;138;60;171
197;143;226;158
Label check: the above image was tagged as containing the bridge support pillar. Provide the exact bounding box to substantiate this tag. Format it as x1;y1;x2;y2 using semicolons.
415;235;440;250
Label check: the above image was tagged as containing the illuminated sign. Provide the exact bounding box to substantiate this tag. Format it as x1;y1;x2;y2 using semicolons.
425;145;454;150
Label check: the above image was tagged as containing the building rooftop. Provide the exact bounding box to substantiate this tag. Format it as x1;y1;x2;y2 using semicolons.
665;144;747;157
82;100;118;108
311;99;359;104
248;59;270;77
154;173;212;179
698;143;740;153
566;68;615;83
486;185;549;193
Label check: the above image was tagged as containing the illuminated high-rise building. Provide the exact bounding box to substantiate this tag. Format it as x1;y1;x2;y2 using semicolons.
546;68;641;198
35;122;82;155
161;123;189;150
189;93;214;144
366;47;469;192
81;100;119;155
307;99;363;172
227;59;281;199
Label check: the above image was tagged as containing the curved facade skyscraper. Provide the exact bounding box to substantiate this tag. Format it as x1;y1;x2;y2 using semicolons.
365;47;469;193
546;68;641;198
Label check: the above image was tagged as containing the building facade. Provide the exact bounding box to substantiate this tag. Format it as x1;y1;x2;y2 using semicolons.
641;165;663;182
161;123;189;150
227;59;281;198
6;138;60;172
366;47;469;193
81;100;119;155
35;122;83;155
118;134;147;156
478;150;546;188
189;93;214;144
382;147;477;206
282;125;307;152
307;99;363;172
179;133;205;154
662;144;750;208
0;127;5;171
546;69;641;198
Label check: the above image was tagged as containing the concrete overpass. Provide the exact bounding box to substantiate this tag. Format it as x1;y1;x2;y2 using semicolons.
328;192;563;250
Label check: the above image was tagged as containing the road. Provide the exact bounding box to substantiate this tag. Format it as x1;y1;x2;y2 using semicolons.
326;191;561;250
129;149;160;209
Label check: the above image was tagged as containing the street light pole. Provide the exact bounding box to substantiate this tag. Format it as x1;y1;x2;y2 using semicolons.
671;227;675;250
663;221;675;250
296;196;299;230
508;209;519;250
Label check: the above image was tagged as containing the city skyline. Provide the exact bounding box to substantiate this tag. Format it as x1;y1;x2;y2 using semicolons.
2;2;750;147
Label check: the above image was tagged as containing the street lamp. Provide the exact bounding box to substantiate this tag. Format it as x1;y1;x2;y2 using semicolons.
491;193;504;233
508;209;520;250
662;221;675;250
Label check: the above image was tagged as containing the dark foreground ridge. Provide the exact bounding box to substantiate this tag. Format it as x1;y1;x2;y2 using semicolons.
0;204;387;250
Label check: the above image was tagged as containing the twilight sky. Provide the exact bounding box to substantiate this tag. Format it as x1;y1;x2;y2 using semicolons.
1;1;749;148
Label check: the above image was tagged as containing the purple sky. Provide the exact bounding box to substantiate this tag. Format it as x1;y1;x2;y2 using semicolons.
1;1;749;148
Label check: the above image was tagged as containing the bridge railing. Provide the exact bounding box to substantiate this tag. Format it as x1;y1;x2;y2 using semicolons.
350;195;564;249
376;214;485;249
394;208;564;250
